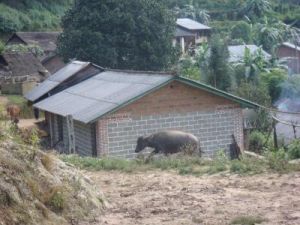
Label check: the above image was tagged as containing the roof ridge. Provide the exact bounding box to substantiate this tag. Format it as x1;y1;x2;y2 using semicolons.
104;68;177;76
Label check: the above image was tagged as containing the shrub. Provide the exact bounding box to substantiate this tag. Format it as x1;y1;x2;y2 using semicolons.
287;139;300;160
207;150;229;174
248;131;272;153
230;157;265;174
265;148;289;172
44;186;65;212
230;215;266;225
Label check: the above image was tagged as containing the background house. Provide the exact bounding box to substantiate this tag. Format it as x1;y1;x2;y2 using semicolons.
25;61;103;103
34;70;257;158
6;32;65;74
0;52;49;95
228;45;271;63
174;18;211;54
277;42;300;74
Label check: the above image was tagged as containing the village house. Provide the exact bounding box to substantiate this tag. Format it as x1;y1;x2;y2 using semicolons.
277;42;300;74
0;52;49;95
228;45;271;63
25;61;103;103
6;32;65;74
174;18;211;54
33;69;258;158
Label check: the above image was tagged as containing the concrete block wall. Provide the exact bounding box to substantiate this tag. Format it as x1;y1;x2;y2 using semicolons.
97;107;243;158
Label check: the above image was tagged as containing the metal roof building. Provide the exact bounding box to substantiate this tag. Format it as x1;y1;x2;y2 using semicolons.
176;18;211;31
35;69;258;158
228;45;271;63
25;61;102;103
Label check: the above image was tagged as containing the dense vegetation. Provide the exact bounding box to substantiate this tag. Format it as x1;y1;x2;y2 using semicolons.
0;0;72;37
58;0;177;70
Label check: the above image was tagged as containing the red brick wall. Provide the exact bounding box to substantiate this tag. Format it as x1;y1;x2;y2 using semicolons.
117;81;239;117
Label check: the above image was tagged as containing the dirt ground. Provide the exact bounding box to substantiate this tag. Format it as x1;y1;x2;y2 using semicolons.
85;170;300;225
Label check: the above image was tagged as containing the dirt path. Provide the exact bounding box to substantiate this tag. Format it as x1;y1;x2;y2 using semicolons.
84;170;300;225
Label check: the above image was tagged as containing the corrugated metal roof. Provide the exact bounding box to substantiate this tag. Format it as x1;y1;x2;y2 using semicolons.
282;42;300;51
176;18;211;30
34;71;174;123
228;45;271;63
175;27;195;37
24;61;90;102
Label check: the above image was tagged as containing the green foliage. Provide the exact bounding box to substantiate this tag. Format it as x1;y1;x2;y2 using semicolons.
287;139;300;160
0;40;5;54
230;215;266;225
243;0;272;19
260;69;288;103
233;80;271;106
61;149;300;176
264;148;289;172
58;0;177;71
249;131;272;153
0;1;73;34
207;150;229;174
207;35;231;91
230;156;265;174
44;187;65;213
178;57;201;81
231;21;252;43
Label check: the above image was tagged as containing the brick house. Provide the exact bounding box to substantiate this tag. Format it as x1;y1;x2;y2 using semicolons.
34;70;258;158
277;42;300;74
6;32;65;74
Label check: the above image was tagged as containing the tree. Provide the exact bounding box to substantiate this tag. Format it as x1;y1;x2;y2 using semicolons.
260;69;288;103
58;0;177;71
243;0;272;19
178;56;201;81
207;35;231;91
231;21;252;43
196;9;210;25
233;46;269;82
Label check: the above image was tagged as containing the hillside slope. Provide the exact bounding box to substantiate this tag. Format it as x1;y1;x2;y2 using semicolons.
0;124;105;225
0;0;73;35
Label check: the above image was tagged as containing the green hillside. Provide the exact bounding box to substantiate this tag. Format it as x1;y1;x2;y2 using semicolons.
0;0;299;39
0;0;73;37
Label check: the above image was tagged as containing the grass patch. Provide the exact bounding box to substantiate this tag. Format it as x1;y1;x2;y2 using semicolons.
230;215;266;225
61;150;300;176
43;186;65;213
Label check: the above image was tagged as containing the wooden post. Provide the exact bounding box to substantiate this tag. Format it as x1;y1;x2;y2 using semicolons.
66;115;75;154
49;114;53;147
292;124;297;139
273;119;278;149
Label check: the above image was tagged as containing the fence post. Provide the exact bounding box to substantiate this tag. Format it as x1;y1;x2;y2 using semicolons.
66;115;75;154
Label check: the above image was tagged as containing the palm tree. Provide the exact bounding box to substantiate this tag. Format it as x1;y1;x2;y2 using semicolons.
253;18;283;53
243;0;272;18
233;46;269;81
196;9;210;25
